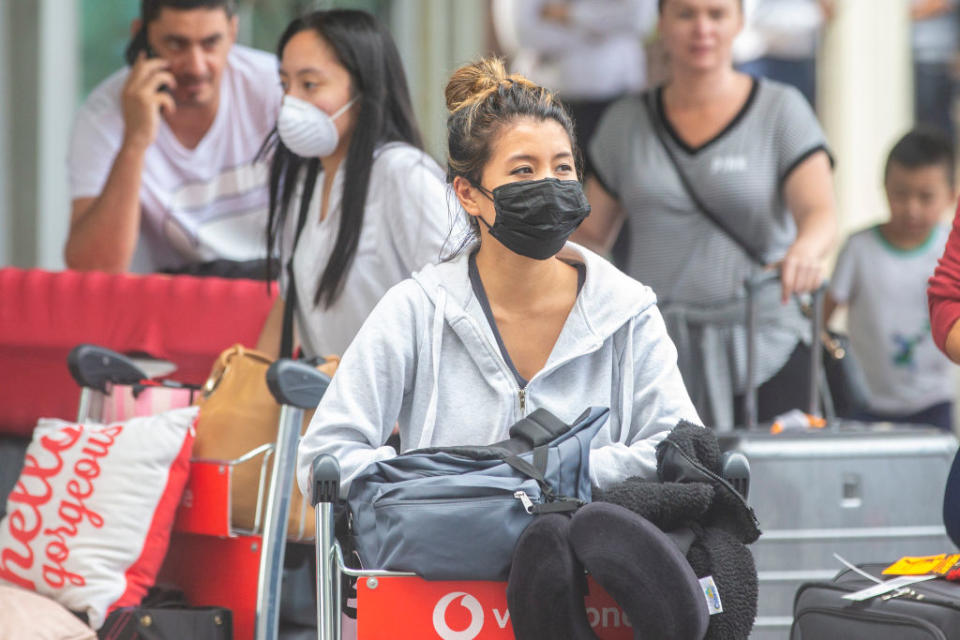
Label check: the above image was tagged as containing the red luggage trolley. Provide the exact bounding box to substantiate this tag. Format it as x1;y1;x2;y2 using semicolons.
69;344;331;640
68;343;752;640
307;452;751;639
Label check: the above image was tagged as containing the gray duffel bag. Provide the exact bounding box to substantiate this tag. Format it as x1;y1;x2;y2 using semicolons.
345;406;609;581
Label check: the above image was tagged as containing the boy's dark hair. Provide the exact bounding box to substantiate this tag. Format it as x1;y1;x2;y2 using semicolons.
885;127;956;188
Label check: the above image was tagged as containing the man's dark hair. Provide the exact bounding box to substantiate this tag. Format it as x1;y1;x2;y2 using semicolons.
658;0;743;12
140;0;236;24
885;126;956;188
125;0;235;64
262;9;424;309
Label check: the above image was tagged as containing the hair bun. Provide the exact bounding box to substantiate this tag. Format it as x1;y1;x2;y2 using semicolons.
445;58;507;113
445;58;536;114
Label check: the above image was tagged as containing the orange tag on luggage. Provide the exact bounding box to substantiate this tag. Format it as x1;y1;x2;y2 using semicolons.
883;554;960;576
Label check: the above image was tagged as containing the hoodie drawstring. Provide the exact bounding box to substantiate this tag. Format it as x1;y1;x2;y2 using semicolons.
619;317;636;440
419;287;446;448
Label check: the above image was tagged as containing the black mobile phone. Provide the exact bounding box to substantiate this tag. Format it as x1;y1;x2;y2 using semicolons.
124;27;151;66
124;27;170;93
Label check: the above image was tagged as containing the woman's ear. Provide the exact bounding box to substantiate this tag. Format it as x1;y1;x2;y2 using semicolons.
453;176;483;217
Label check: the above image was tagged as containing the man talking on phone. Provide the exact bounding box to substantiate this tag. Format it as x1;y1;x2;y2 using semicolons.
64;0;280;277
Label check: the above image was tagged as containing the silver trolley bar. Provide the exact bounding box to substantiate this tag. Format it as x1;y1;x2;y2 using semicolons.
808;285;825;419
312;454;415;640
256;359;334;640
315;490;339;640
744;276;761;429
76;386;104;424
744;273;826;429
254;404;303;640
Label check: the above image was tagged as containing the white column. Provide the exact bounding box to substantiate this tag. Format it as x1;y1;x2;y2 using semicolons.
818;0;912;240
2;0;77;269
391;0;489;162
35;0;78;270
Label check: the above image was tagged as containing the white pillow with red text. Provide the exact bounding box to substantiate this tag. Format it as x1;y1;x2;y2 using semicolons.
0;406;196;629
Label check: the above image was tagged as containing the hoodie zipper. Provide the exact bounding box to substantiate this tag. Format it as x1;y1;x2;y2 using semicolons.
444;290;604;419
513;341;599;418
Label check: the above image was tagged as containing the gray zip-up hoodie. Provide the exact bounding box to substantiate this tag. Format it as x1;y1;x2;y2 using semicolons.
296;242;701;500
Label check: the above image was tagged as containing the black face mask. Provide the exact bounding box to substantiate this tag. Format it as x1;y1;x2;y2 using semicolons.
475;177;591;260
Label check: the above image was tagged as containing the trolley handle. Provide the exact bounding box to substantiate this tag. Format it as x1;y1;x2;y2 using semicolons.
743;274;829;429
312;454;341;506
266;358;331;410
721;451;751;500
312;452;344;640
67;343;148;392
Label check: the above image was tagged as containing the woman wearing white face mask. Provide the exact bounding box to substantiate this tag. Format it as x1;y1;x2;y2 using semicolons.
256;9;451;359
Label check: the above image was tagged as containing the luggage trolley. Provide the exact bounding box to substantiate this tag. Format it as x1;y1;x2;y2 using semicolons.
68;344;332;640
723;276;960;639
308;451;752;639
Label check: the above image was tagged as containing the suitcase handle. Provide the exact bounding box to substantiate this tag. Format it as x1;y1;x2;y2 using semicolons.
265;358;331;410
67;343;148;392
743;274;827;429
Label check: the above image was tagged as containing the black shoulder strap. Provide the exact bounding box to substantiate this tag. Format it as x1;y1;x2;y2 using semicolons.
503;451;582;514
280;171;318;359
642;92;766;267
508;408;569;448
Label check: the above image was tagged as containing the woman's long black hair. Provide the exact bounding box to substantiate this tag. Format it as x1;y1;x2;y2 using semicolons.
263;9;423;308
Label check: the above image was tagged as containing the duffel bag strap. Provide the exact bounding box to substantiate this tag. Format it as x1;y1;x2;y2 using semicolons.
531;500;582;514
504;451;549;491
509;409;570;448
503;451;583;515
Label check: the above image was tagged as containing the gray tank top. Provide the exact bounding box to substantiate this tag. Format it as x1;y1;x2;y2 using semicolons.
590;78;831;306
589;78;833;426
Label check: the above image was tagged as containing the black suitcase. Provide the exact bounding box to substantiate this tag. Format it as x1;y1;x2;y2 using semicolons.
791;562;960;639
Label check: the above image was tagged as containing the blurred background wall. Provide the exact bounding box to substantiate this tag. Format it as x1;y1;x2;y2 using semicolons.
819;0;913;244
0;0;936;271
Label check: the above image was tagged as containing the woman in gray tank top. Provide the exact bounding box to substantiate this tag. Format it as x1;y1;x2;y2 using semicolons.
574;0;837;429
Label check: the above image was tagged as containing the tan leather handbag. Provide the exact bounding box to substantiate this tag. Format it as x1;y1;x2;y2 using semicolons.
193;345;339;540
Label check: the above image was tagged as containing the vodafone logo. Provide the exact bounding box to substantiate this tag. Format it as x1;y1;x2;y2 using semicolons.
363;582;631;639
432;592;485;640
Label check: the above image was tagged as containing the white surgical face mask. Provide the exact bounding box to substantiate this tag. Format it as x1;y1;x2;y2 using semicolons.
277;94;358;158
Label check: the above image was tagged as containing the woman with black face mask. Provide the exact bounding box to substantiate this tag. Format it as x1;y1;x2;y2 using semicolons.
296;60;708;637
298;54;699;501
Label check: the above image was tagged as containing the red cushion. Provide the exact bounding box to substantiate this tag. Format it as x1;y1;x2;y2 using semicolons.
0;408;196;629
0;269;276;436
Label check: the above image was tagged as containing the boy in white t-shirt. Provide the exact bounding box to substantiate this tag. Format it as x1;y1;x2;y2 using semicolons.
825;128;956;429
65;0;280;276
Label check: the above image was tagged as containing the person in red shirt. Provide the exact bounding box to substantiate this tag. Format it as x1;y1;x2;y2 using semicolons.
927;199;960;548
929;203;960;362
